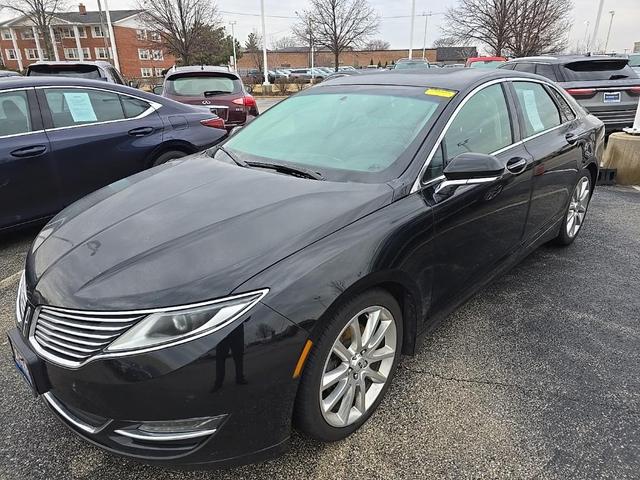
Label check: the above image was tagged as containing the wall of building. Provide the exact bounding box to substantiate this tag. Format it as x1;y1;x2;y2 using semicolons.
238;49;438;70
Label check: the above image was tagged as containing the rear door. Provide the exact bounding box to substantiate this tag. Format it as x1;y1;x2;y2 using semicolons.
509;80;587;238
37;86;165;206
0;88;60;229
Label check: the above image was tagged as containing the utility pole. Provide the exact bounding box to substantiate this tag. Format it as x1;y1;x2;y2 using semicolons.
589;0;605;52
96;0;110;55
408;0;415;59
422;12;431;60
260;0;270;87
230;21;237;72
604;10;615;53
583;20;591;53
103;0;119;71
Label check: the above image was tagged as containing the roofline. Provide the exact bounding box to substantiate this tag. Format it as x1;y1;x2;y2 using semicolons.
0;10;142;27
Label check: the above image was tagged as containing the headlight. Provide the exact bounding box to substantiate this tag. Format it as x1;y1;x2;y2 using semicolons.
106;289;267;353
15;270;26;327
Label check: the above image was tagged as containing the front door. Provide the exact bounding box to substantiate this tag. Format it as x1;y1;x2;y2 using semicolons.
0;88;59;230
419;82;534;313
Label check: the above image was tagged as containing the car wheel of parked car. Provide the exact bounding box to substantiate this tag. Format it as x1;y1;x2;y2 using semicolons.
555;172;592;246
294;289;403;441
152;150;187;167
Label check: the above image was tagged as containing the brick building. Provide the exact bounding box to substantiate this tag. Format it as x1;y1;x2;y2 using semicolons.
0;3;175;79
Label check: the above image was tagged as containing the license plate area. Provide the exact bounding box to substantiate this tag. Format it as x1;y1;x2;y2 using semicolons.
210;107;229;120
603;92;621;103
7;329;49;396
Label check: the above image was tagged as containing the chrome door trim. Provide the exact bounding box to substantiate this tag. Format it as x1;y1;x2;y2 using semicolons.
411;77;579;194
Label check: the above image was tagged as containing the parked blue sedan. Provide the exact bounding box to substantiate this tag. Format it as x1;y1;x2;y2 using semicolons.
0;77;227;231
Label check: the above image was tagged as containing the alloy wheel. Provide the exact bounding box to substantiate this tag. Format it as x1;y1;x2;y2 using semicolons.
566;176;590;238
319;306;397;428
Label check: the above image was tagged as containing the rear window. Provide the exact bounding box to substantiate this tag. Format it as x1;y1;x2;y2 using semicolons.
27;64;103;79
629;55;640;68
562;60;638;81
394;61;429;70
165;74;241;97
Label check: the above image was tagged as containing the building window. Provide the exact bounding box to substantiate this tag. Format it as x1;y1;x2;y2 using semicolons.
58;26;86;39
136;29;146;41
138;49;150;60
24;48;39;60
1;30;12;40
92;25;109;38
149;31;161;41
5;49;18;60
64;47;91;60
151;49;163;61
94;47;112;59
140;67;153;77
21;29;35;40
154;67;164;77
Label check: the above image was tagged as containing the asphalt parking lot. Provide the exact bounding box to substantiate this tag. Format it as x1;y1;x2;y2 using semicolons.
0;185;639;479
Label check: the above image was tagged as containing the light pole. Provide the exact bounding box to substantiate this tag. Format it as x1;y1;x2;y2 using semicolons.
583;20;591;53
408;0;415;59
260;0;270;87
103;0;120;71
230;21;237;72
421;11;431;60
604;10;615;53
590;0;605;52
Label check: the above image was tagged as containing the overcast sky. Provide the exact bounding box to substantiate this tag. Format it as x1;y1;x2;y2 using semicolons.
4;0;639;53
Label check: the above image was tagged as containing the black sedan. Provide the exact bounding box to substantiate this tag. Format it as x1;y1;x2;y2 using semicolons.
8;69;603;467
0;77;226;231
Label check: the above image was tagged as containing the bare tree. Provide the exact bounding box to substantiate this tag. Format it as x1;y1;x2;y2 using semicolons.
507;0;571;57
433;36;459;48
0;0;67;60
271;36;298;51
365;39;390;50
441;0;513;56
137;0;219;65
294;0;380;71
244;30;263;71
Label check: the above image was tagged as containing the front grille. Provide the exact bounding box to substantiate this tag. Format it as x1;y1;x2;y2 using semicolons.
16;272;27;325
31;307;143;367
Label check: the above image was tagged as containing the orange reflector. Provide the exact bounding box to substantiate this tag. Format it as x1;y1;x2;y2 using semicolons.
292;339;313;379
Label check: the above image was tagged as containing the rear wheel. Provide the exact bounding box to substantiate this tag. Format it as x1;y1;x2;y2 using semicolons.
151;150;187;167
294;289;403;441
555;173;591;245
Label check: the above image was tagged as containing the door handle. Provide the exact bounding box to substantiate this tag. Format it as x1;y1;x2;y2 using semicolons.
128;126;154;137
565;132;578;145
506;157;528;175
10;145;47;158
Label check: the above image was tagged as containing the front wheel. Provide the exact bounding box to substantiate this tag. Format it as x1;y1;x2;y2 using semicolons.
555;172;592;246
294;289;403;442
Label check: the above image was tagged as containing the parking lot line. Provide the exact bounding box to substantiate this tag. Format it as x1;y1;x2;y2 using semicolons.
0;271;20;290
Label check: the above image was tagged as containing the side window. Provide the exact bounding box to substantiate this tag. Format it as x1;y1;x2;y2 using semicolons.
120;95;150;118
501;63;516;70
0;90;31;136
546;87;576;123
444;84;512;160
423;143;445;181
514;63;536;73
535;64;558;81
44;88;125;128
513;82;561;137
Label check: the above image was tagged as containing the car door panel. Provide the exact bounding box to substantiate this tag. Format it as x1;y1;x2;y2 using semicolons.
0;88;60;230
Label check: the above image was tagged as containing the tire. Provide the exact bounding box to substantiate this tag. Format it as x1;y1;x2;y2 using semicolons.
151;150;187;167
294;289;403;442
554;171;592;246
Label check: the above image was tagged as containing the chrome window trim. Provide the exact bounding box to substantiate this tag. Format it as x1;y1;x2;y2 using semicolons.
43;392;111;434
35;85;162;133
28;289;269;369
411;76;578;193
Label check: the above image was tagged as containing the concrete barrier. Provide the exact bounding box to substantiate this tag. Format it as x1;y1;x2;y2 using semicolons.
602;133;640;185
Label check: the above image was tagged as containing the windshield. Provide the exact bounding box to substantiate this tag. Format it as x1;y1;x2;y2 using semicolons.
563;60;638;81
27;64;102;79
627;55;640;68
224;85;452;182
165;74;241;96
394;61;430;70
469;60;505;69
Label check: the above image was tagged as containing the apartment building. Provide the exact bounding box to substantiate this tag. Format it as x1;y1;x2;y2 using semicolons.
0;3;175;78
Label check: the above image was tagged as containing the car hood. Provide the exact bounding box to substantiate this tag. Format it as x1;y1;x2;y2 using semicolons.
27;154;393;310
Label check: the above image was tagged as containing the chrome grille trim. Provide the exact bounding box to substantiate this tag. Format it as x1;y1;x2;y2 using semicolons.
15;271;27;327
30;307;143;368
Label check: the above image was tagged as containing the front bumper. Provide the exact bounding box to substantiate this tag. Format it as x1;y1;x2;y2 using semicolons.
9;302;308;467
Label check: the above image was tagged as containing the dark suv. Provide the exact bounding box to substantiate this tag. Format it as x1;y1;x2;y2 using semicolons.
500;55;640;132
26;61;126;84
156;66;258;128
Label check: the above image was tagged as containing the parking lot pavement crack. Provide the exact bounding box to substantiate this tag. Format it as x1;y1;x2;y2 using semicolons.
398;365;640;418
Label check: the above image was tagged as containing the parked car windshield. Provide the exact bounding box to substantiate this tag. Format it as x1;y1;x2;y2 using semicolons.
628;55;640;68
562;59;638;81
27;64;102;79
224;85;452;183
469;60;505;69
394;61;430;70
165;73;242;96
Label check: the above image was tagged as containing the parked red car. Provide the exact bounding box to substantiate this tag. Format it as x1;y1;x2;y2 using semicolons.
155;66;259;129
465;56;507;69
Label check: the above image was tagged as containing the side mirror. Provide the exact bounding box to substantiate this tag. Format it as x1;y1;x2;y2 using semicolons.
229;125;243;136
443;152;504;180
152;85;163;95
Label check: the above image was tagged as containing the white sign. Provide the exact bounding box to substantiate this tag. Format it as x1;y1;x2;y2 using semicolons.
63;92;97;123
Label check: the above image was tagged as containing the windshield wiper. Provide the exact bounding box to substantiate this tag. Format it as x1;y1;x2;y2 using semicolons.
246;161;325;180
204;90;229;97
217;146;248;167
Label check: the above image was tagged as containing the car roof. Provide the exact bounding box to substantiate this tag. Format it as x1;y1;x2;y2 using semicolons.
27;60;114;68
505;55;626;65
0;76;160;98
321;68;542;91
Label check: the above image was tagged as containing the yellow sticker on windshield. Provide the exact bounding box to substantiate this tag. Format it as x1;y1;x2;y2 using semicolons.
425;88;456;98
